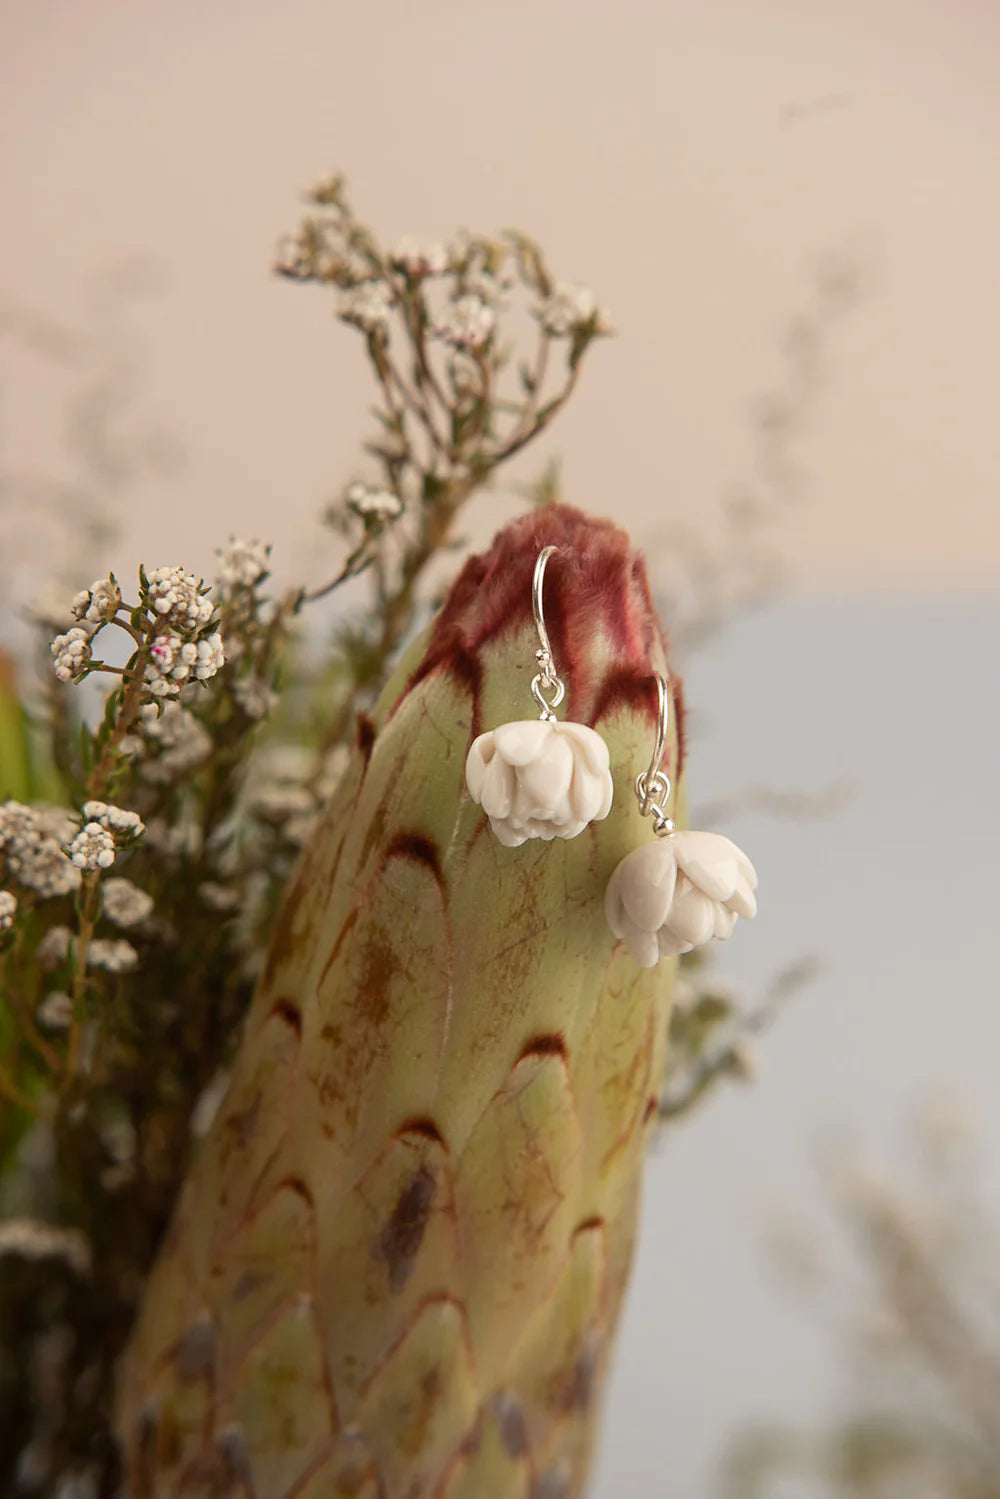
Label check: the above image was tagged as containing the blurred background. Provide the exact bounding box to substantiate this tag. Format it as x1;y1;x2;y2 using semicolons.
2;1;998;1493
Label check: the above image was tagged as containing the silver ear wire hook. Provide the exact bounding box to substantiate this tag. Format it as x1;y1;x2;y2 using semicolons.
530;545;566;721
635;673;674;836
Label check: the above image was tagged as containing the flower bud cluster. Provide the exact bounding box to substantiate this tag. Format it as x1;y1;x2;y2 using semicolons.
433;293;495;349
72;576;121;626
145;566;214;632
338;281;393;336
0;802;79;897
101;878;154;928
145;632;224;698
214;538;271;596
345;482;403;523
50;627;93;683
66;823;117;871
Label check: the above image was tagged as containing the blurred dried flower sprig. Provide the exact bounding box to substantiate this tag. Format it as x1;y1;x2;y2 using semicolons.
721;1100;1000;1499
0;174;831;1494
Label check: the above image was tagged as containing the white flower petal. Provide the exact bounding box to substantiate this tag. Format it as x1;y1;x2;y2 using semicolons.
480;753;515;820
615;841;678;934
672;831;745;903
665;876;716;947
515;733;574;815
556;720;611;776
620;909;661;969
464;735;492;801
492;719;552;766
713;904;737;940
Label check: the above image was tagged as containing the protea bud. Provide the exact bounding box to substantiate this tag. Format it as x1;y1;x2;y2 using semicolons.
117;505;686;1498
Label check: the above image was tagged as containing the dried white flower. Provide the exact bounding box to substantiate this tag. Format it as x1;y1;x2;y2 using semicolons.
71;576;121;625
66;823;116;871
345;482;404;523
605;830;758;968
37;991;74;1029
433;293;495;349
465;720;614;847
145;566;213;632
390;236;448;277
0;889;16;930
87;938;138;974
37;926;73;968
338;280;393;336
214;538;271;595
50;627;92;683
537;282;600;336
232;676;277;721
81;801;144;840
101;878;153;928
0;803;80;897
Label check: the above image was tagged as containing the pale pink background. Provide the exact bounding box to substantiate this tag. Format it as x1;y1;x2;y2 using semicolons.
2;0;998;596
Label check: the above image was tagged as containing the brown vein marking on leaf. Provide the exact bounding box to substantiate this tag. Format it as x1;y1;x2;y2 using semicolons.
642;1094;658;1126
517;1033;568;1064
177;1428;254;1499
395;1116;448;1149
317;905;360;996
491;1390;530;1460
357;1292;476;1398
231;1268;269;1303
598;1001;656;1175
383;829;444;895
214;1171;317;1267
265;996;303;1036
228;1090;263;1151
373;1163;437;1294
356;711;377;763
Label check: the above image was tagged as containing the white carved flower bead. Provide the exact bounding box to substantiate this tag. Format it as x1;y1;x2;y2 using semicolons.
605;830;757;968
465;719;613;847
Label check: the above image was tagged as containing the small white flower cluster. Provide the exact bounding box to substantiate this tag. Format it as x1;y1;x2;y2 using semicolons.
137;702;213;779
0;802;80;897
71;576;121;626
390;236;448;278
433;293;495;350
345;482;404;523
82;800;145;841
0;890;16;930
146;566;214;631
338;280;393;336
537;282;600;337
37;991;73;1029
0;1217;91;1278
102;878;153;927
37;926;73;967
87;938;139;973
145;632;225;698
50;627;92;683
214;538;271;596
66;823;116;872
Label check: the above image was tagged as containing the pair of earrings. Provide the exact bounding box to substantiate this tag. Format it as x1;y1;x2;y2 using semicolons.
464;546;758;969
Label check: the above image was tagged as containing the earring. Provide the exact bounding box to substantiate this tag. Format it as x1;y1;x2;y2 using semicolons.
605;673;757;968
465;545;614;847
